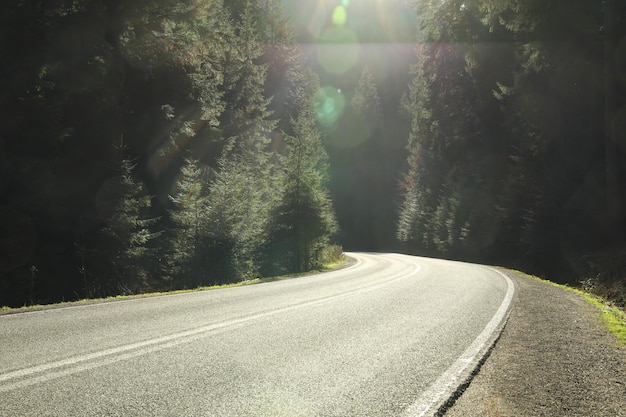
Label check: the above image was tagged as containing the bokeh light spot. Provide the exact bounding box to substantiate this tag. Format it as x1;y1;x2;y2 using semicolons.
323;98;335;113
332;6;347;26
313;86;346;128
342;0;350;6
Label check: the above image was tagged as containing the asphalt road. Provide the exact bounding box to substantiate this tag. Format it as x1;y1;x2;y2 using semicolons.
0;253;514;417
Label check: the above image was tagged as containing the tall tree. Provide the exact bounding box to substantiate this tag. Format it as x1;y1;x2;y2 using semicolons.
397;2;483;257
352;65;383;129
216;1;275;156
342;65;389;249
114;0;233;204
167;159;213;288
205;149;279;281
480;0;612;274
267;116;338;273
80;145;160;296
399;0;626;282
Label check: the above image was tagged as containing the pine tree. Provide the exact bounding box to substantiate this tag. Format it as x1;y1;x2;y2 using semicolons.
479;0;611;271
100;158;160;294
398;0;507;259
217;2;275;155
268;116;338;273
346;64;396;249
168;158;212;288
82;143;160;296
205;149;279;281
352;65;383;130
116;0;232;200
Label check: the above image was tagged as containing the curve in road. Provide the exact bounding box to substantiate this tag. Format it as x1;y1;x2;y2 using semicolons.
0;253;515;417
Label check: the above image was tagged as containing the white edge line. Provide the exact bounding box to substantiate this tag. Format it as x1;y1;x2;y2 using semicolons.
402;267;516;417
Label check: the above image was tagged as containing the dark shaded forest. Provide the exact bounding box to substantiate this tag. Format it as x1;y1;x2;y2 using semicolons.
0;0;339;307
1;0;626;308
396;0;626;307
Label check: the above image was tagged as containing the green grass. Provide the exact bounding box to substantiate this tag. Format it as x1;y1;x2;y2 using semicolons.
524;273;626;347
0;256;352;313
319;254;350;271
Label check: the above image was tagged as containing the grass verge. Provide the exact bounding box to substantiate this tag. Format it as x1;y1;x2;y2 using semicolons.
523;273;626;347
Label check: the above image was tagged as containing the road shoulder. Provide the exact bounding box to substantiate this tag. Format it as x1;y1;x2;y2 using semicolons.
444;270;626;417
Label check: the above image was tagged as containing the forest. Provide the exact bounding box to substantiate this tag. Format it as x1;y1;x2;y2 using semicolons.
1;0;625;309
396;0;626;308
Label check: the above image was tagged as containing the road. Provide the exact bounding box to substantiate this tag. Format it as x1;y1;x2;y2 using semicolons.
0;253;514;417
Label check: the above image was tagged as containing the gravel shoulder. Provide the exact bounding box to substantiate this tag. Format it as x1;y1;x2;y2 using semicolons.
444;269;626;417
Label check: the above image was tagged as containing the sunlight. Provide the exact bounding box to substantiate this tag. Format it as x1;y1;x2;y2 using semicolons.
316;26;360;74
316;0;360;75
283;0;416;144
332;5;347;26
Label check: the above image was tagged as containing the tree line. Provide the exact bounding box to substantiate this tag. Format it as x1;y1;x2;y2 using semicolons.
397;0;626;303
2;0;625;308
0;0;337;307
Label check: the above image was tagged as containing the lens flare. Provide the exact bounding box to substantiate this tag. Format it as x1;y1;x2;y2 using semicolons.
332;6;347;26
316;26;360;74
313;86;346;128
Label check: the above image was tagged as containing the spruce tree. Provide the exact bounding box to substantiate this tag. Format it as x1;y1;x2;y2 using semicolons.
217;2;275;155
205;149;279;281
168;158;212;288
99;157;160;294
81;144;160;296
479;0;611;271
398;0;506;259
268;116;338;273
352;65;383;130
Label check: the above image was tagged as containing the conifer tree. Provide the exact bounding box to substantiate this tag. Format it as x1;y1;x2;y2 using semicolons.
101;159;159;294
348;65;394;248
217;2;275;155
82;144;160;296
168;159;212;288
352;65;383;130
205;149;279;281
268;116;338;273
478;0;611;268
116;0;232;200
398;0;506;258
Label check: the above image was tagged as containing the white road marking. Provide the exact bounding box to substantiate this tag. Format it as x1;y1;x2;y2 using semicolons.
0;256;420;393
402;266;516;417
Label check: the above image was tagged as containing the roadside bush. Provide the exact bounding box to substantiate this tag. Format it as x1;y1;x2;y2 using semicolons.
575;248;626;311
316;244;346;268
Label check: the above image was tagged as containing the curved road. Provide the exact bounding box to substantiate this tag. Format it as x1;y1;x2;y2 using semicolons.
0;253;514;417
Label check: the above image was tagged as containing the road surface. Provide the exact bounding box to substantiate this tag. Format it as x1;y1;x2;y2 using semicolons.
0;253;514;417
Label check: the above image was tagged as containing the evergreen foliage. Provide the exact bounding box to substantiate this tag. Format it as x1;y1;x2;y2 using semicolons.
353;66;383;129
267;116;338;273
0;0;339;307
398;0;626;285
3;0;624;307
95;152;160;296
206;149;278;281
167;158;213;288
329;63;403;251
